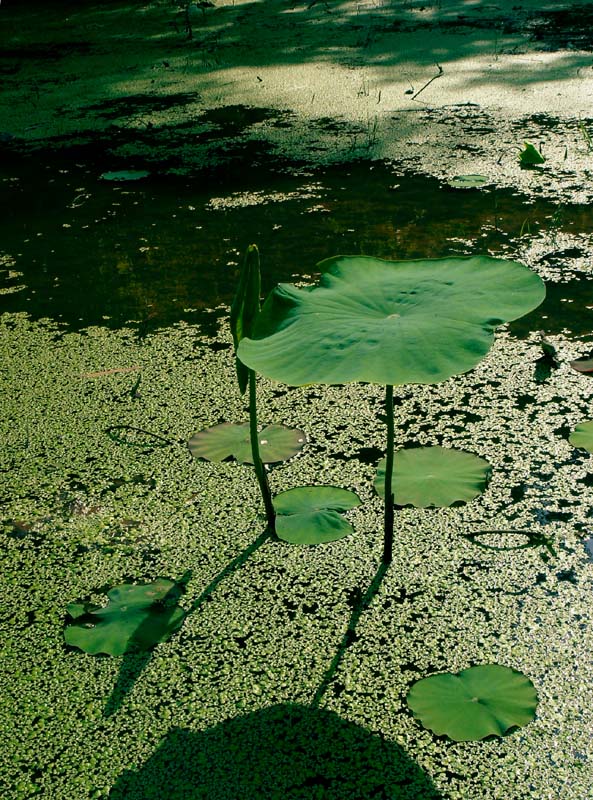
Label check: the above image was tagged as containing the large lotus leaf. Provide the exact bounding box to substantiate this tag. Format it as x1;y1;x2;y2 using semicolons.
273;485;361;544
375;446;490;507
64;578;186;656
407;664;538;741
237;255;545;386
230;244;261;394
569;420;593;453
188;423;306;464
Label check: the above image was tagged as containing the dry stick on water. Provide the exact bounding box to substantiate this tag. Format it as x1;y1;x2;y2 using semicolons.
411;63;444;101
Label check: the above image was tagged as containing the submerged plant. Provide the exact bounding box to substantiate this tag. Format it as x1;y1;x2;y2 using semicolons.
238;254;545;564
64;577;187;656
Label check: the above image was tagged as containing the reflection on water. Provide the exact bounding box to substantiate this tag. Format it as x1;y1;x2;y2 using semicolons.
1;154;592;336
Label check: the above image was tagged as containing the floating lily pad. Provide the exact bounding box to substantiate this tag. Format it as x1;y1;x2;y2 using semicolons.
569;420;593;453
100;170;150;181
64;578;186;656
570;357;593;374
375;446;490;507
237;255;545;386
448;174;489;189
273;485;361;544
188;422;306;464
519;142;545;166
407;664;538;741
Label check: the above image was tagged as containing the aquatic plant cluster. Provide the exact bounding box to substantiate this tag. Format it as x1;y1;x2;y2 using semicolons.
63;241;579;746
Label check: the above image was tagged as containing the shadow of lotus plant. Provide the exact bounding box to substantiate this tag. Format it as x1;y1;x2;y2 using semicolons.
237;253;544;741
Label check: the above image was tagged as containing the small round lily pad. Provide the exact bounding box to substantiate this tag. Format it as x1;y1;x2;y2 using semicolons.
375;446;491;507
64;578;186;656
570;357;593;374
569;420;593;453
447;174;490;189
100;170;150;181
188;423;306;464
407;664;538;741
273;485;361;544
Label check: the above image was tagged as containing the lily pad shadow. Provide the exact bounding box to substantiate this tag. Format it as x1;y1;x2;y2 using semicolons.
109;703;444;799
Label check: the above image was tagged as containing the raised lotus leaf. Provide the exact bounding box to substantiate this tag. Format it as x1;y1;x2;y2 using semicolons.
273;485;361;544
407;664;538;742
188;422;306;464
64;578;186;656
375;446;491;507
237;255;545;387
569;420;593;453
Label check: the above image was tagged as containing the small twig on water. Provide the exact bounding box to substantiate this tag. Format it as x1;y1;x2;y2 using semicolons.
411;63;444;101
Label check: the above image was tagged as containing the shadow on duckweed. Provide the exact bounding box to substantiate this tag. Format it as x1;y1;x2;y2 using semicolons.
109;703;444;800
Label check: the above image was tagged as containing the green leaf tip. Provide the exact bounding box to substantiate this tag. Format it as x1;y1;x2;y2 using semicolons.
519;142;545;166
407;664;538;741
569;420;593;453
230;244;261;394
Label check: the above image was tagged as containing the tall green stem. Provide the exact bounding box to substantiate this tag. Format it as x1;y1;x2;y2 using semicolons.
248;368;276;532
382;384;395;565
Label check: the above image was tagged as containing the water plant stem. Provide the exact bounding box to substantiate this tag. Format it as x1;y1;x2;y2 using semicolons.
249;368;276;532
382;384;395;565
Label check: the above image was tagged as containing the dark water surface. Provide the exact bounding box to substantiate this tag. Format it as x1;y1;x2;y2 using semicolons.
1;152;592;337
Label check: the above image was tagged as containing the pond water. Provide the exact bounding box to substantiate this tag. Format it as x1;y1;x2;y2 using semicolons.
2;152;593;339
2;149;593;799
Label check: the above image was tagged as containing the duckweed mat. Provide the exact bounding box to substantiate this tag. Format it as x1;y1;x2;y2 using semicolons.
1;310;593;799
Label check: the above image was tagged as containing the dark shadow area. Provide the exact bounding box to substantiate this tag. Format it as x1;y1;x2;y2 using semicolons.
312;561;389;707
109;704;445;799
84;92;202;120
102;529;271;717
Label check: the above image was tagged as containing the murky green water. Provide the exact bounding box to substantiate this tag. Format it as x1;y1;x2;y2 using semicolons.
2;152;592;338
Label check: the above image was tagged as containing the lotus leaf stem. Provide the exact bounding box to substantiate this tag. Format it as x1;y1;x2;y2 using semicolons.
382;384;395;565
249;368;276;532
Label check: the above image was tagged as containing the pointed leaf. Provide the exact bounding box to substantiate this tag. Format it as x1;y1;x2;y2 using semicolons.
64;578;186;656
569;420;593;453
519;143;545;166
230;244;261;394
273;485;361;544
237;255;545;387
188;423;306;464
375;446;490;507
407;664;538;741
